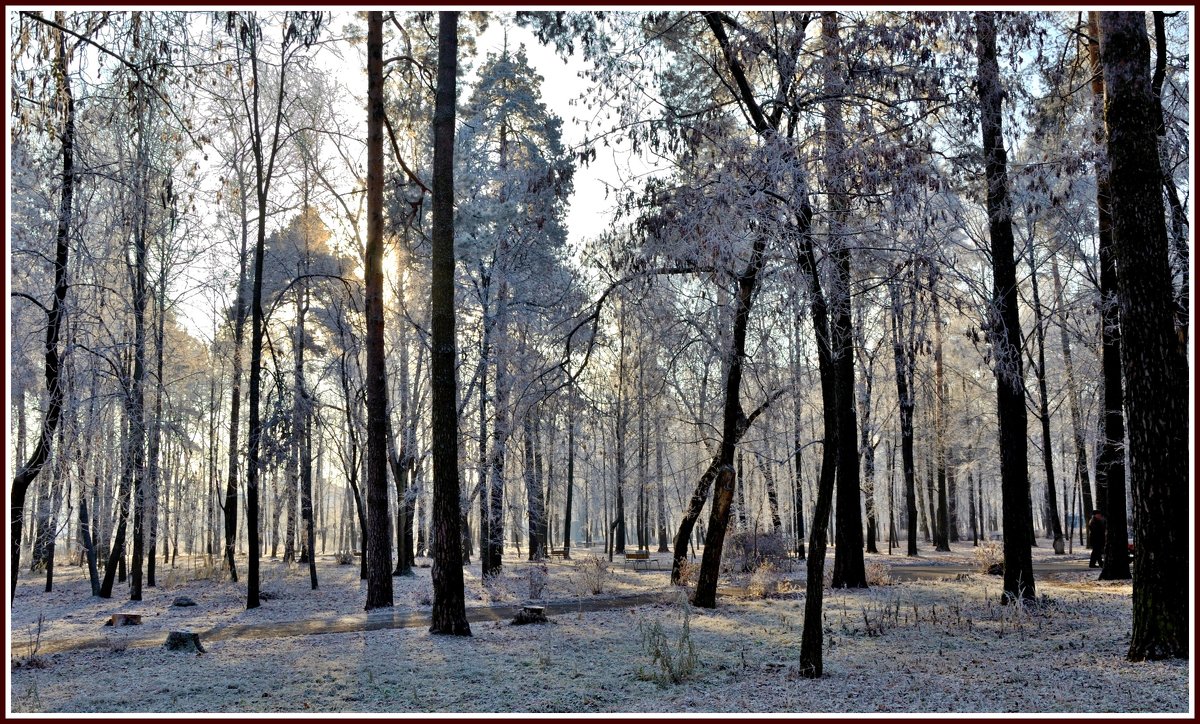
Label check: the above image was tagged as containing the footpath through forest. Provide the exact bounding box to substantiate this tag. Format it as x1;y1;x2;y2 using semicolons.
29;558;1092;656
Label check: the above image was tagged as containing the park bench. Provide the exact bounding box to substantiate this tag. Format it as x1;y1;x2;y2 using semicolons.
549;548;567;559
623;550;651;570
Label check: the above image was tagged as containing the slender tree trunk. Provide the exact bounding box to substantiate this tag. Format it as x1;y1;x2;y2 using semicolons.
428;10;470;635
563;416;575;558
791;310;807;561
1098;10;1187;659
126;16;153;603
1025;235;1064;552
1081;12;1133;586
854;322;878;553
758;453;783;534
99;406;135;598
523;415;545;560
822;13;866;590
692;231;771;608
1150;11;1189;335
931;266;950;553
889;277;919;557
1049;252;1094;521
363;11;394;610
976;12;1035;603
223;168;251;583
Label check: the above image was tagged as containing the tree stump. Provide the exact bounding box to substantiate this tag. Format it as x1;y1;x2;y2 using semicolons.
511;605;548;625
164;630;205;653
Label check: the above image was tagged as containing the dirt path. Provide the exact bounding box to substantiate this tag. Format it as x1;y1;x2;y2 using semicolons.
32;590;683;656
27;559;1098;656
888;558;1094;581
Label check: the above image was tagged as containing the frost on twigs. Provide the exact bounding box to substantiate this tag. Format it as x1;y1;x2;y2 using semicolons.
572;555;609;596
973;542;1003;575
524;562;549;601
636;592;699;687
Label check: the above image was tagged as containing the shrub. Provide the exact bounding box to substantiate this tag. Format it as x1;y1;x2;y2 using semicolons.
525;562;549;600
482;572;515;603
572;555;609;595
747;561;782;599
674;557;699;587
636;592;699;687
974;542;1003;574
336;552;355;565
865;561;894;586
724;531;790;573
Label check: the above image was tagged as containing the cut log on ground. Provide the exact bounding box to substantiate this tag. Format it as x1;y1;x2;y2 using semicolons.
164;630;205;653
511;606;548;625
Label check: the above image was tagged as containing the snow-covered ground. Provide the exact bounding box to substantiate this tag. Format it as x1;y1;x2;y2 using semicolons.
7;541;1190;714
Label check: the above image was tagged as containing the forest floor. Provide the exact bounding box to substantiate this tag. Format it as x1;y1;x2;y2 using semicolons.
7;539;1190;714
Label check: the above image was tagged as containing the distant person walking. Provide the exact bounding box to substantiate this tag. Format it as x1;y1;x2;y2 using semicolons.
1088;511;1107;568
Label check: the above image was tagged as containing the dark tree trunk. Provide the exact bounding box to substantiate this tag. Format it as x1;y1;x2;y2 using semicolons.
1085;12;1132;584
821;13;866;590
1049;253;1094;522
791;308;807;561
758;454;783;534
675;12;789;604
889;277;919;557
854;320;878;554
428;10;470;636
692;466;735;608
523;415;545;560
363;11;394;610
484;286;510;575
126;19;150;606
976;12;1035;604
1098;10;1187;660
729;451;739;530
563;416;575;558
100;410;135;598
655;432;669;552
1150;11;1189;333
931;266;950;553
11;14;74;601
1025;235;1064;552
690;228;770;608
223;168;251;584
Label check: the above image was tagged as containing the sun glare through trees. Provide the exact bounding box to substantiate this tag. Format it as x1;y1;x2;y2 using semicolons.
7;9;1192;715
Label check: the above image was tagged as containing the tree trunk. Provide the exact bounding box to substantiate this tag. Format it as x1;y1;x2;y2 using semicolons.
1098;10;1187;659
223;164;251;583
124;17;150;603
889;276;919;557
1083;12;1133;585
823;13;866;590
523;415;545;560
428;10;470;636
563;416;575;558
1150;11;1189;336
931;265;950;553
1025;234;1064;552
976;12;1035;603
655;431;669;552
363;11;394;610
1049;252;1094;521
